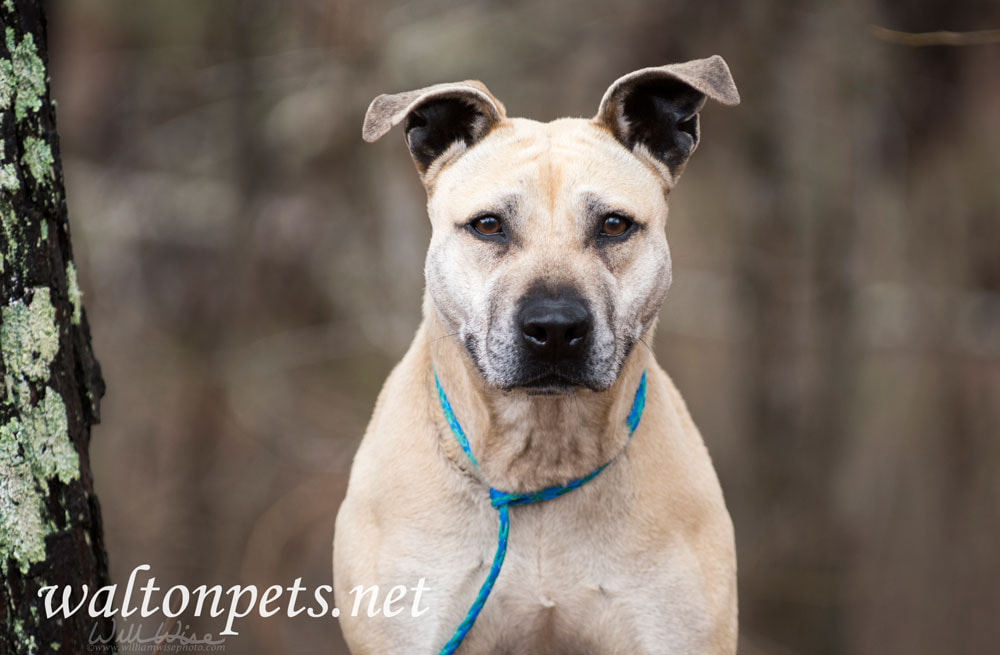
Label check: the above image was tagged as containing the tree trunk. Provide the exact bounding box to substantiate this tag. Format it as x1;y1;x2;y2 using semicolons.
1;1;115;653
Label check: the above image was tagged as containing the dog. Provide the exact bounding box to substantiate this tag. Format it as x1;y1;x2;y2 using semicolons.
334;56;740;654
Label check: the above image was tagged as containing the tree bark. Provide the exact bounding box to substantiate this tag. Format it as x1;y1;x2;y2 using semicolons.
1;1;115;653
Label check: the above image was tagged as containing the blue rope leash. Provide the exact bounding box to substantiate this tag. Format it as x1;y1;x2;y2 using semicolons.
434;369;647;655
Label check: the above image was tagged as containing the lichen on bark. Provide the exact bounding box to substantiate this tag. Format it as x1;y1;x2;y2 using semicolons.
0;288;78;576
1;287;59;394
0;135;18;192
20;136;52;187
4;27;46;121
65;262;81;325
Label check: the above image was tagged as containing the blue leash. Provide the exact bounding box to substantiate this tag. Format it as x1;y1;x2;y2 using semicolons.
433;370;647;655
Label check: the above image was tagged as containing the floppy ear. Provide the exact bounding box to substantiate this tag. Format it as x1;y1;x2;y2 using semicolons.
362;80;506;177
595;55;739;182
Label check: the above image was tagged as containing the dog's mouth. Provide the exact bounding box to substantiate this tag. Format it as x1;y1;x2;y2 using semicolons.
471;323;626;395
506;372;595;395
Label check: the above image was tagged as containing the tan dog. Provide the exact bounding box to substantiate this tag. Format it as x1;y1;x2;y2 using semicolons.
334;56;740;654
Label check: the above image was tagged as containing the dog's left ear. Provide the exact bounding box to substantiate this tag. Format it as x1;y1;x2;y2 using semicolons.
595;55;739;183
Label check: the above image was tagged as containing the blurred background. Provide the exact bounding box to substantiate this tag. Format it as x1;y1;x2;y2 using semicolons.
46;0;999;653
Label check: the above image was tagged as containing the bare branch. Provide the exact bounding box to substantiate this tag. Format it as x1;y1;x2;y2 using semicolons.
868;25;1000;46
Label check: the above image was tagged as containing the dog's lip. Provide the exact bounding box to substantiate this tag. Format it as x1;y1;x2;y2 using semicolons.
507;373;592;394
523;385;576;396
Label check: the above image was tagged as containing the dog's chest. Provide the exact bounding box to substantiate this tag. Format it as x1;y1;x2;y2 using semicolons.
430;502;708;655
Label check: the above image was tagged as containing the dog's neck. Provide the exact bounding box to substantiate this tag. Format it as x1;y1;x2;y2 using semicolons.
425;308;652;492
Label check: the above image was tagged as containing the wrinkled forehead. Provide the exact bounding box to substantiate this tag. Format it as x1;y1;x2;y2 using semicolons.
429;118;668;223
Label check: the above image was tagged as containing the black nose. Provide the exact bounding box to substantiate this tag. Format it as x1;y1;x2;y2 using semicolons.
518;293;593;361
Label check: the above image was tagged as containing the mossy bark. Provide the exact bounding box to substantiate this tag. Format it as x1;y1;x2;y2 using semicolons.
1;1;115;653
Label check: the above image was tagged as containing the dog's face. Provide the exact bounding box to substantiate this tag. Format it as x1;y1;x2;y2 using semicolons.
364;58;739;393
423;119;672;392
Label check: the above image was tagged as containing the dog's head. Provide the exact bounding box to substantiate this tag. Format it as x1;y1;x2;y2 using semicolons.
364;57;738;393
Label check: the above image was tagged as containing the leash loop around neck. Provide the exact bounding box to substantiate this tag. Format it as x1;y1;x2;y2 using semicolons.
433;369;647;655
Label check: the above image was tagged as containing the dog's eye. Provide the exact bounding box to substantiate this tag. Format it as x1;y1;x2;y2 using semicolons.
599;215;632;238
470;216;503;236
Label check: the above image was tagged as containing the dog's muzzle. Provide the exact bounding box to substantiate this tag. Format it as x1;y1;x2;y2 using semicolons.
512;288;594;390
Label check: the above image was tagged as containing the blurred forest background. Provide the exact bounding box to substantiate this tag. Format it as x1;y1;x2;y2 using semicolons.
44;0;999;653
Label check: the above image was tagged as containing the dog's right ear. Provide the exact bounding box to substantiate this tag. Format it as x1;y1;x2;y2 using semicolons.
362;81;506;178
